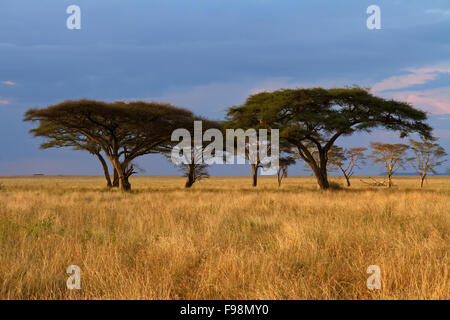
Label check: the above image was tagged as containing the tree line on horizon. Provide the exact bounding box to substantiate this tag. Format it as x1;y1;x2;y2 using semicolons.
23;87;448;191
298;140;447;189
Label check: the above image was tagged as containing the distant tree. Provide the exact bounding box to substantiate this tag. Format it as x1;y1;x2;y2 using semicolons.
25;100;198;191
222;126;276;187
276;156;296;187
369;142;410;188
169;119;223;188
226;87;432;190
408;138;447;188
329;147;367;187
174;146;210;188
248;143;262;188
247;140;273;187
28;121;118;188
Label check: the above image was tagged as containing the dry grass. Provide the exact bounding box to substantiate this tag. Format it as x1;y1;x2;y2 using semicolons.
0;175;448;300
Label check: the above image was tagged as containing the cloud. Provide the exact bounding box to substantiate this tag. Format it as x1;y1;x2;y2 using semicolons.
385;87;450;114
371;66;450;93
426;8;450;19
145;77;352;118
0;99;11;105
1;80;16;86
146;78;296;117
371;66;450;114
148;82;255;117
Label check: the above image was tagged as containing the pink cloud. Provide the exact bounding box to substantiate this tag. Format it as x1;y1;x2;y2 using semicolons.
0;99;11;105
386;87;450;114
1;80;16;86
372;66;450;93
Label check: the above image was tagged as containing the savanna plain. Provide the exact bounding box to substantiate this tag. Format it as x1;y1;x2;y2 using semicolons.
0;176;448;299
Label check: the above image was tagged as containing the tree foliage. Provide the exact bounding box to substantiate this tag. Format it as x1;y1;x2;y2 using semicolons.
408;138;447;188
369;142;410;187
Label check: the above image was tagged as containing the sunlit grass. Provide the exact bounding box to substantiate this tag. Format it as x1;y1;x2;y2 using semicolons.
0;175;448;299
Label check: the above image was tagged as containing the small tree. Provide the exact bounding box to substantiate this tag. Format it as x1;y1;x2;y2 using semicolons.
180;147;210;188
223;132;274;188
169;119;222;188
409;138;447;188
329;147;367;187
276;156;296;187
170;146;210;188
369;142;409;187
247;140;274;187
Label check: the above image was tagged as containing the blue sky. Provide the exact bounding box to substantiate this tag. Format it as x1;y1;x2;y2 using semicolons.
0;0;449;176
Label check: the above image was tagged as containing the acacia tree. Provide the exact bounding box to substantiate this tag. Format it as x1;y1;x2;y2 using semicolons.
329;147;367;187
25;100;197;191
169;120;223;188
369;142;409;188
222;129;275;188
173;146;210;188
273;141;298;187
247;140;272;187
408;138;447;188
28;121;119;188
276;156;296;187
226;87;431;189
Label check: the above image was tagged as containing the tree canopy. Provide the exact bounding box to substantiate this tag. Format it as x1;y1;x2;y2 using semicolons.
409;137;447;188
25;100;200;191
369;142;410;187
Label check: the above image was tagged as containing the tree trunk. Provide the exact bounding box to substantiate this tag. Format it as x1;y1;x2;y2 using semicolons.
251;164;258;187
340;167;350;187
344;174;351;187
420;174;426;188
313;151;330;190
95;153;112;188
185;165;195;188
113;169;119;187
111;158;131;192
185;177;194;188
277;168;282;187
388;174;393;188
315;167;330;190
120;175;131;192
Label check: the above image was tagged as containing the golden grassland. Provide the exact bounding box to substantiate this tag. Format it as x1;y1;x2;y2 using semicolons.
0;175;448;299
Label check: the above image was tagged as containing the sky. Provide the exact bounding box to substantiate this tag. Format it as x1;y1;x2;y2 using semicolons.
0;0;449;176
